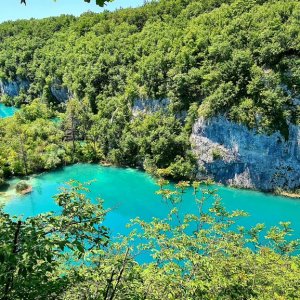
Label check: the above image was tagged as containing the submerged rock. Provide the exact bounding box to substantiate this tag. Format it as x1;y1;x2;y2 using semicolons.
191;117;300;191
15;181;32;195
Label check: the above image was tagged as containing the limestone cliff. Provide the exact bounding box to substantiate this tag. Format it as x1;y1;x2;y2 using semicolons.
191;117;300;191
50;79;71;102
0;78;29;98
132;99;170;116
0;78;70;103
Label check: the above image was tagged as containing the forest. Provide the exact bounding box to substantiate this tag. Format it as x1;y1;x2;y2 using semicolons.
1;0;300;298
0;0;299;185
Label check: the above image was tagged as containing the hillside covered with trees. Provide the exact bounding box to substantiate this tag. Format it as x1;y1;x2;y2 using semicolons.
1;1;300;298
0;0;299;183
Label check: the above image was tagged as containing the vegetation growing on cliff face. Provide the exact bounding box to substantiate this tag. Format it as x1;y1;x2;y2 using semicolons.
1;181;300;300
0;0;299;181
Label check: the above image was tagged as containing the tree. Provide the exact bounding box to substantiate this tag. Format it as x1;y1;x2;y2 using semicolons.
84;0;112;6
63;180;300;300
20;0;112;6
1;179;300;299
2;0;299;184
0;100;66;179
0;181;109;300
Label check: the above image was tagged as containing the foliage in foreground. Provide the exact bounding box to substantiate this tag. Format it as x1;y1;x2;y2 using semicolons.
21;0;111;7
1;181;300;299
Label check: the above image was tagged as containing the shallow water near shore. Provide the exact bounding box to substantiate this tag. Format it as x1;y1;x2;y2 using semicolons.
0;103;17;118
1;164;300;261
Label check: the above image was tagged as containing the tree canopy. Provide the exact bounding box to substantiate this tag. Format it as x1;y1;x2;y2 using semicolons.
1;1;300;296
21;0;112;6
1;0;300;185
84;0;112;6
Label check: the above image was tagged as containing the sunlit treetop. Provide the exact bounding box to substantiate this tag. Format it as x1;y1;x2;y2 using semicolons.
83;0;113;6
20;0;112;6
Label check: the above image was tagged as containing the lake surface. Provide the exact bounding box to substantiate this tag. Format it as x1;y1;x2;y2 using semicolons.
2;164;300;257
0;103;17;118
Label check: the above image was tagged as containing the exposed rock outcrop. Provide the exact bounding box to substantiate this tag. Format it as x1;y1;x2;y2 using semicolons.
50;79;71;102
0;78;71;103
15;181;32;195
132;98;170;116
191;117;300;191
132;98;187;121
0;78;29;97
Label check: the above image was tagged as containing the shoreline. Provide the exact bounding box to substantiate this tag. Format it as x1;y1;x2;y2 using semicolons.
1;162;300;201
278;191;300;199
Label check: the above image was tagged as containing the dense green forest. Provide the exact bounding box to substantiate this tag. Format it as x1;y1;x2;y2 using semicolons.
1;1;300;298
0;0;299;184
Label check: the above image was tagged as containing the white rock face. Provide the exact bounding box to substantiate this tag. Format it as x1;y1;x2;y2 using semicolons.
132;98;187;121
132;99;170;116
191;117;300;191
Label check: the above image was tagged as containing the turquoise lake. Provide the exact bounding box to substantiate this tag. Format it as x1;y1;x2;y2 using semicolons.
2;164;300;245
0;103;17;118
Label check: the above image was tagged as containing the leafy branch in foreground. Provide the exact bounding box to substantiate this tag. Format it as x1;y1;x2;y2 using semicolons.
0;181;109;300
64;180;300;300
83;0;113;6
20;0;112;6
1;180;300;299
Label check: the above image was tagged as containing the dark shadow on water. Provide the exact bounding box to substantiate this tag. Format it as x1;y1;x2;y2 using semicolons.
0;183;11;193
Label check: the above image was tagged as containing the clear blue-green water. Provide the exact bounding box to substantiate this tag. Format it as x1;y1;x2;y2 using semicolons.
0;103;17;118
2;164;300;259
